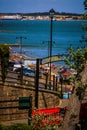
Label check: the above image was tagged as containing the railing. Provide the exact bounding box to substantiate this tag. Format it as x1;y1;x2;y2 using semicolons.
0;68;72;98
0;67;71;122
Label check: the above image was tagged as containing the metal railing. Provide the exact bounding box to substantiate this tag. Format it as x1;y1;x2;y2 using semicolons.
0;68;72;98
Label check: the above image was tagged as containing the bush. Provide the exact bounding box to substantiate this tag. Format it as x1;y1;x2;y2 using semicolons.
0;123;7;130
7;123;32;130
31;112;61;130
0;121;61;130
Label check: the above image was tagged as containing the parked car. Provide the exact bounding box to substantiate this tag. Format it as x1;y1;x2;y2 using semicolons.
23;68;42;77
23;68;35;77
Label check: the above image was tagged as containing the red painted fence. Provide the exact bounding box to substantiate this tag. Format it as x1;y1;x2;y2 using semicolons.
31;103;87;127
32;107;66;126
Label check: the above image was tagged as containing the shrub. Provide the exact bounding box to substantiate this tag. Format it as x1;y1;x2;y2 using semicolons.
0;123;7;130
0;121;61;130
7;123;32;130
31;112;61;130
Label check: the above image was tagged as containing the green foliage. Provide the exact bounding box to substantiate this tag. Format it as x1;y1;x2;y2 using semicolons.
82;0;87;19
64;47;86;76
83;47;87;59
7;123;32;130
82;0;87;34
76;85;86;100
84;0;87;10
69;74;76;83
70;113;77;119
0;44;9;84
0;122;61;130
0;123;7;130
64;46;87;99
31;112;61;130
82;13;87;20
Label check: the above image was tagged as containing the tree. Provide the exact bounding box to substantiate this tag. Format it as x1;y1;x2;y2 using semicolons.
0;44;9;84
60;46;87;130
82;0;87;20
84;0;87;10
61;1;87;129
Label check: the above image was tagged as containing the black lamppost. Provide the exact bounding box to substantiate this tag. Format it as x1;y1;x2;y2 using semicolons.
42;41;50;57
42;41;56;58
16;36;27;84
49;8;55;89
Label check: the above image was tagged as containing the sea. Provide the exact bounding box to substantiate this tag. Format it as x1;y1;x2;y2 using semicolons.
0;19;87;65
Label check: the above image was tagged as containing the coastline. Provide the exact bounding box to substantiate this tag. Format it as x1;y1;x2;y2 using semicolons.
1;19;86;67
0;13;82;21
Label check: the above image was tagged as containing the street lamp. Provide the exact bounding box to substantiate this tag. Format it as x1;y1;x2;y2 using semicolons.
42;41;50;57
42;41;56;58
16;36;27;84
49;8;55;89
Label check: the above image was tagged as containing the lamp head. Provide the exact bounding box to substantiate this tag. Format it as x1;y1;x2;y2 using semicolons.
49;8;55;18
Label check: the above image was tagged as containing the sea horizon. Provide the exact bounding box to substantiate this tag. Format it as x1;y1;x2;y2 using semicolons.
0;19;87;66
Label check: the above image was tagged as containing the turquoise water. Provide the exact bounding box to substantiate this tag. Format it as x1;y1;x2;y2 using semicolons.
0;20;87;60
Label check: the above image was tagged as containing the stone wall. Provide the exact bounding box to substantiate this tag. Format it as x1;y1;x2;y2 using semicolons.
0;83;59;122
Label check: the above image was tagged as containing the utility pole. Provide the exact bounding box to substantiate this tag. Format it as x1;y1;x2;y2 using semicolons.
16;36;27;84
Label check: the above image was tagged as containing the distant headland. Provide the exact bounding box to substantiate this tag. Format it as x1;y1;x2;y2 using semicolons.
0;12;83;21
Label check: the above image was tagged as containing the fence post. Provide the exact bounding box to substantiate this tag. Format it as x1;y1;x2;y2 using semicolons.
55;77;58;91
28;95;32;125
53;75;55;90
35;59;40;109
45;74;48;89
